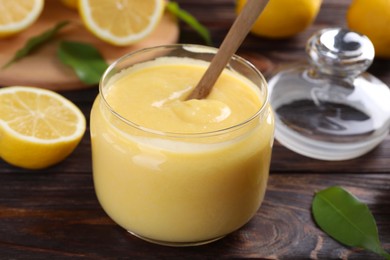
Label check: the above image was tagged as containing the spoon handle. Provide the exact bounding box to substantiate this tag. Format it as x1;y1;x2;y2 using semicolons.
187;0;269;100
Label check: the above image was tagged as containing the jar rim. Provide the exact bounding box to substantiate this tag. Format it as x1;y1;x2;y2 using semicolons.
99;44;269;138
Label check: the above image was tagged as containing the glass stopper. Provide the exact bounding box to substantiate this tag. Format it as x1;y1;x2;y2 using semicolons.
268;28;390;160
307;28;375;77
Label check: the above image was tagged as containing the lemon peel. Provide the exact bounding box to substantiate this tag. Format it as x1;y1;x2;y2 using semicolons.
347;0;390;59
78;0;165;46
236;0;322;39
0;86;86;169
0;0;44;38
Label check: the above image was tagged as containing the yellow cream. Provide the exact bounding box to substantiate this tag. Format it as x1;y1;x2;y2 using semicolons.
90;56;274;244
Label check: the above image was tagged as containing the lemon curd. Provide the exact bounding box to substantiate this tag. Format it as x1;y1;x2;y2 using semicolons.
90;46;274;246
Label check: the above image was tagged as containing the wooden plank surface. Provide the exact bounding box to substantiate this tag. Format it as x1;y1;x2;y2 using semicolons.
0;0;389;259
0;1;179;90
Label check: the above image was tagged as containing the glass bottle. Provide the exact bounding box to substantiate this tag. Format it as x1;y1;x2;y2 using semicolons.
268;28;390;160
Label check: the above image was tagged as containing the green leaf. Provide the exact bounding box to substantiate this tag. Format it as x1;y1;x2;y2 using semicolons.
2;21;69;69
166;1;213;46
312;186;390;259
57;41;108;85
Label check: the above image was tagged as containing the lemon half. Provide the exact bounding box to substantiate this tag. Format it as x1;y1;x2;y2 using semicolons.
0;0;44;38
78;0;165;46
0;86;86;169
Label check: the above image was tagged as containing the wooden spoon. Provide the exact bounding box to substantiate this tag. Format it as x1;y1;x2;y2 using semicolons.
186;0;269;100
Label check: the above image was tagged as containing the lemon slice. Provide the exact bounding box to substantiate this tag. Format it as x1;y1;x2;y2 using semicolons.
78;0;165;46
0;86;86;169
0;0;44;38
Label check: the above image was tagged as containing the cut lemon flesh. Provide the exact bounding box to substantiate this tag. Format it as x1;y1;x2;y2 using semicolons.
78;0;165;46
0;86;86;169
0;0;44;38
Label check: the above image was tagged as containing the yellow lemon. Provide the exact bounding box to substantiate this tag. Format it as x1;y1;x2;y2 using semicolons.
0;0;44;38
78;0;165;46
0;86;86;170
236;0;322;38
347;0;390;59
61;0;78;9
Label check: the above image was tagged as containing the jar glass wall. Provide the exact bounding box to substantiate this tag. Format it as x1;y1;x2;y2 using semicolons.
90;44;274;246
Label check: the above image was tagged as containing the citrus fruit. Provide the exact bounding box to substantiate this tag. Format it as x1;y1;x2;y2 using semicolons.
61;0;78;9
347;0;390;59
0;86;86;169
78;0;165;46
236;0;322;38
0;0;44;38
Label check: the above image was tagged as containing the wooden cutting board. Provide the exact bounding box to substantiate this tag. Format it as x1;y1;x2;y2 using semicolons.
0;1;179;91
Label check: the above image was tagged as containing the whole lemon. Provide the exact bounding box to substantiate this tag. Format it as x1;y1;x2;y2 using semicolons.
347;0;390;59
236;0;322;39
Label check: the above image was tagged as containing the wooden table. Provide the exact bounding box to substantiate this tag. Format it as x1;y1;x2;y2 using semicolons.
1;0;389;258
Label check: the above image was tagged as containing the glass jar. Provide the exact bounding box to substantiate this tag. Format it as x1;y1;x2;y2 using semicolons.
90;44;274;246
268;28;390;160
